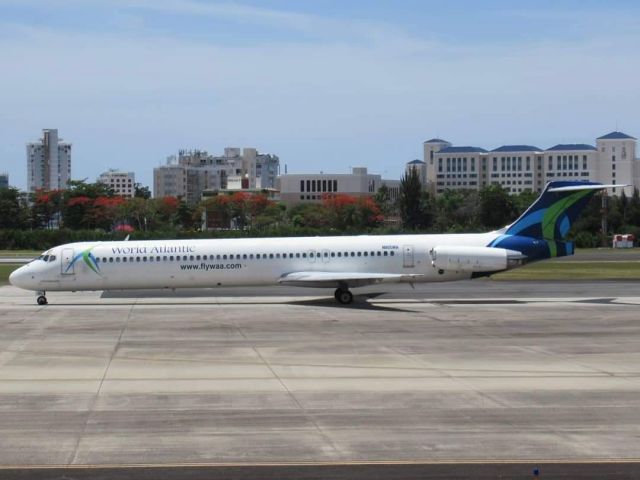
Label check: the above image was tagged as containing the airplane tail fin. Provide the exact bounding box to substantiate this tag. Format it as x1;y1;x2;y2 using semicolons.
488;181;619;259
502;181;615;241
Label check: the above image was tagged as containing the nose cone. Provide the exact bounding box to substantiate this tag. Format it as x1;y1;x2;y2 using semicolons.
9;265;31;290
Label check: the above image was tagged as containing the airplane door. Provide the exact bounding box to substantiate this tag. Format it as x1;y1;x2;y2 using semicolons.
61;248;75;275
321;249;330;263
403;245;414;268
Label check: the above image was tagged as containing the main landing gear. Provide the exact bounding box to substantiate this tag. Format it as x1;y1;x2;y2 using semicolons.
36;291;48;306
334;288;353;305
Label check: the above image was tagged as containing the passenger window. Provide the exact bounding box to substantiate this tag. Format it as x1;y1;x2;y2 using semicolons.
384;251;388;256
109;258;114;263
276;253;280;259
143;257;147;262
302;253;307;258
337;252;342;257
102;257;107;263
136;257;141;262
331;252;335;257
390;251;395;256
122;257;127;263
377;251;381;256
243;254;247;259
196;255;201;261
216;254;221;260
296;253;300;258
230;254;234;260
163;256;168;261
256;254;261;259
170;256;174;261
324;252;328;257
189;255;194;261
156;256;161;262
370;251;375;256
363;252;368;257
149;257;154;262
249;254;254;259
269;254;274;259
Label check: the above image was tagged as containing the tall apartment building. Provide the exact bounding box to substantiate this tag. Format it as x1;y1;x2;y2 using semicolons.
97;170;136;198
417;131;638;196
277;167;401;207
0;173;8;189
154;147;279;205
27;129;71;193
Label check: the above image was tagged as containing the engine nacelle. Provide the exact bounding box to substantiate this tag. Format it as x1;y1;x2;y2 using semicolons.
430;246;524;273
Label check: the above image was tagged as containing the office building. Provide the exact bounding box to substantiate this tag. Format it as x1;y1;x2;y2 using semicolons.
98;170;136;198
419;131;638;196
277;167;400;207
0;173;8;189
27;129;71;192
154;148;279;205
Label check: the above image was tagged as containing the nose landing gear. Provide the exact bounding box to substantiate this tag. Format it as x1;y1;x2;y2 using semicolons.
334;288;353;305
36;291;48;306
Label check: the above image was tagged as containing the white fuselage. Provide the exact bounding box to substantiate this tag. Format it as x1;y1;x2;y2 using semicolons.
10;232;501;292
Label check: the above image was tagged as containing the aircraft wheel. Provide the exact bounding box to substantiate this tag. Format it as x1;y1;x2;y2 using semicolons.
335;288;353;305
37;295;48;306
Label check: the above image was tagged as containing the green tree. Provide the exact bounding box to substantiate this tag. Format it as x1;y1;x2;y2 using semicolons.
434;189;477;231
0;187;29;229
374;183;393;217
134;183;152;200
399;167;431;229
176;201;196;230
478;184;517;229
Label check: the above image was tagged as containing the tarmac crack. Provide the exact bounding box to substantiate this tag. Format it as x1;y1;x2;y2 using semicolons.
229;307;346;461
67;300;137;465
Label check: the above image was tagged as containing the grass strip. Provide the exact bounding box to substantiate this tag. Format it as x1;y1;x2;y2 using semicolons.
494;261;640;281
0;265;20;285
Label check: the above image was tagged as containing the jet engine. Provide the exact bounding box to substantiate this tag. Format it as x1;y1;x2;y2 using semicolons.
430;246;525;273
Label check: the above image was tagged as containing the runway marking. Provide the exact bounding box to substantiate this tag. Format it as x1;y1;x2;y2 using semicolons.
2;459;640;469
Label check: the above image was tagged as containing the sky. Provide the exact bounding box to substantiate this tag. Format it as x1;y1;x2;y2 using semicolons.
1;0;639;190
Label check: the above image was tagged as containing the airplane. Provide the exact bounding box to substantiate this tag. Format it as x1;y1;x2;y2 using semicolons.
9;181;617;306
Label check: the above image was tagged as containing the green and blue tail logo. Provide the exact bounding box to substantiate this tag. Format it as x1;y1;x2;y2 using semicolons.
489;181;608;259
65;246;101;275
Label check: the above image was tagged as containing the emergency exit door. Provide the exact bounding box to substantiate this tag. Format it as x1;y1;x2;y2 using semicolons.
402;245;414;268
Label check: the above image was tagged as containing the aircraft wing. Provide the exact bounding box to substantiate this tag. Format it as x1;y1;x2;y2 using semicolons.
277;271;425;288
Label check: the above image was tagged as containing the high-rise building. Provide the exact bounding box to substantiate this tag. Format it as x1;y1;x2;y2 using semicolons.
97;170;136;198
153;148;280;204
0;172;8;189
26;129;71;193
418;131;639;196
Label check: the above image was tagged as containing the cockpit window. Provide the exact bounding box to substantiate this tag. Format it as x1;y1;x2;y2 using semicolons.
49;255;56;262
43;255;49;262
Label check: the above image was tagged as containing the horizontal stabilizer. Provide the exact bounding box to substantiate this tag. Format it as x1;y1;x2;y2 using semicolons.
548;184;624;192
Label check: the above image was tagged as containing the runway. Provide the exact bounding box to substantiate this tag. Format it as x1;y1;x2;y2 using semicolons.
0;281;639;478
